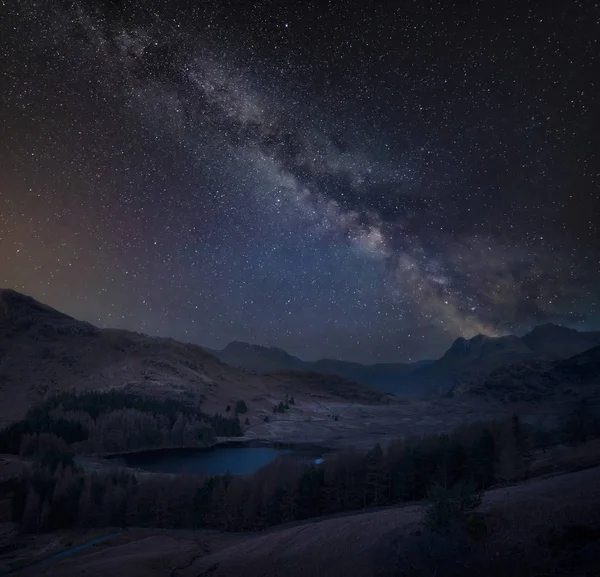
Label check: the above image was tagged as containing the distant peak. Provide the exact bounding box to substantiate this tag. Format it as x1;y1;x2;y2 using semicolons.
524;323;579;339
223;341;295;358
469;333;491;343
225;340;254;350
0;289;69;320
0;288;26;299
449;333;490;349
530;323;573;332
449;336;468;349
0;289;97;335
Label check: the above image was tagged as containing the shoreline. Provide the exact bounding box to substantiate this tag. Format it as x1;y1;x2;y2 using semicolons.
98;438;335;460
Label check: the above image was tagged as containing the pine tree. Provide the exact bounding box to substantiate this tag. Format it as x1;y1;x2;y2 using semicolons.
22;487;41;532
77;478;94;528
469;428;497;488
365;443;389;506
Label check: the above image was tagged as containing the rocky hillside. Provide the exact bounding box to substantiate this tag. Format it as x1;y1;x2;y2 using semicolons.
453;345;600;405
0;290;384;425
522;323;600;358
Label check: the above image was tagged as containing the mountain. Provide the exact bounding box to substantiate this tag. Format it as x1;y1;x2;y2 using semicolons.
214;341;306;373
404;334;544;394
213;324;600;396
0;289;386;424
453;345;600;405
522;323;600;358
211;342;422;392
404;326;600;395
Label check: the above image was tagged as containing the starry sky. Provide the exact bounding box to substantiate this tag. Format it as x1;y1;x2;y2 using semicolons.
1;0;599;363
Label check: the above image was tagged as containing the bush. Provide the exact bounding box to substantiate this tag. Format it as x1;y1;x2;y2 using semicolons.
235;400;248;414
561;401;600;445
424;482;483;532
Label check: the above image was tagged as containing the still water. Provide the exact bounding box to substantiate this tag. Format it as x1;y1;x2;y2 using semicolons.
118;446;295;475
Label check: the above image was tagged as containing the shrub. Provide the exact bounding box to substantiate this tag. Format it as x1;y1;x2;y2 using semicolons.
235;400;248;414
423;482;483;532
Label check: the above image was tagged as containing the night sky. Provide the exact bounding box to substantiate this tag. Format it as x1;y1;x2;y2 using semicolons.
1;0;599;362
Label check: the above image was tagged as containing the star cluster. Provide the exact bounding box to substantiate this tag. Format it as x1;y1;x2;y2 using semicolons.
1;0;599;362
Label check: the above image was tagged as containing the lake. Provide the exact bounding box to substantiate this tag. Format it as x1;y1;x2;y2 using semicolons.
116;446;304;476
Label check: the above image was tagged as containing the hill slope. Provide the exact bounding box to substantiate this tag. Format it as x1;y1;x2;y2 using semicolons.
522;322;600;358
0;290;384;424
454;344;600;405
17;465;600;577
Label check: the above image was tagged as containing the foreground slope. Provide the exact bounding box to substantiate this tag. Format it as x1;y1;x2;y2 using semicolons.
0;289;385;425
17;465;600;577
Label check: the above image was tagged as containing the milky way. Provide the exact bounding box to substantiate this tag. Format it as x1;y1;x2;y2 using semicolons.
1;0;599;362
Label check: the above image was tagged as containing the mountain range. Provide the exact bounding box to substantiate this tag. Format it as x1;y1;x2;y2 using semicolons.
2;287;600;424
212;324;600;395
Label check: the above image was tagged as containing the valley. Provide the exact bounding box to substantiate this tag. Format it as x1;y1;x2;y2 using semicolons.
3;1;599;574
1;290;600;576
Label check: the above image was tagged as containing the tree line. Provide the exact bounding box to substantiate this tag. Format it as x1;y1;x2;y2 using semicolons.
9;405;600;534
0;391;242;455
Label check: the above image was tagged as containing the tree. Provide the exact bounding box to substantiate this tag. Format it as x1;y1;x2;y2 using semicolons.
289;396;295;405
468;428;496;488
264;415;270;423
235;400;248;414
423;482;482;532
296;468;324;519
171;414;187;447
77;478;95;528
21;487;42;532
562;401;596;445
365;443;389;506
277;401;286;413
496;415;530;482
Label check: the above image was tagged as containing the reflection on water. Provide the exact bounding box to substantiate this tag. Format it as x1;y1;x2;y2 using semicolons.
119;446;297;475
